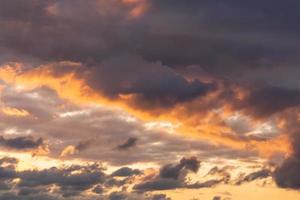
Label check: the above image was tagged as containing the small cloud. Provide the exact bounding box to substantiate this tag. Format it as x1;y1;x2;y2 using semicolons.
60;139;93;157
115;137;138;150
0;136;44;150
111;167;141;177
1;107;30;117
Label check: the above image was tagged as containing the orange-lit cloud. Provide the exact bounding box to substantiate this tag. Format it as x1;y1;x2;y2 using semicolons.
1;107;30;117
60;145;76;157
122;0;149;18
0;62;291;159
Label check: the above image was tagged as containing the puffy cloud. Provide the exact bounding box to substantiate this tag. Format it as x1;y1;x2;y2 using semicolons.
18;164;105;189
0;158;104;198
239;87;300;118
1;0;300;198
111;167;141;177
159;157;200;179
273;111;300;189
86;55;215;109
0;156;176;199
274;157;300;189
133;157;224;192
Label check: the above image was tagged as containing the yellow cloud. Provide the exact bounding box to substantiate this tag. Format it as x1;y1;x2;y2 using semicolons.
1;107;30;117
60;145;77;157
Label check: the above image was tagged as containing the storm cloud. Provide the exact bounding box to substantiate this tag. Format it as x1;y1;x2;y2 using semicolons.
0;0;300;199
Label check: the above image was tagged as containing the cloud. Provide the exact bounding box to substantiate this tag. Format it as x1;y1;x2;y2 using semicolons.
0;59;293;160
0;136;44;150
116;137;138;150
240;87;300;118
159;157;200;179
0;81;258;166
86;55;216;110
0;157;18;165
186;179;224;189
274;157;300;189
151;194;172;200
1;0;300;80
108;191;128;200
18;164;105;189
133;178;182;191
274;111;300;189
235;169;271;185
0;166;17;179
133;157;220;192
0;154;180;199
1;0;300;199
107;191;172;200
75;139;93;152
60;140;93;157
0;158;107;198
111;167;141;177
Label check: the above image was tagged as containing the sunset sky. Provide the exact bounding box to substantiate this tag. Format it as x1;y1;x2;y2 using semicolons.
0;1;300;200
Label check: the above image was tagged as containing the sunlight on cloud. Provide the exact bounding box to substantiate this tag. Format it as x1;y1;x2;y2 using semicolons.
2;107;30;117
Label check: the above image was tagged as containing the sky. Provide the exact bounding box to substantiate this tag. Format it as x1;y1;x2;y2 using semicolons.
0;0;300;199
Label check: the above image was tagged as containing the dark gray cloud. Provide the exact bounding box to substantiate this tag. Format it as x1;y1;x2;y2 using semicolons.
1;0;300;76
236;169;271;185
144;0;300;68
0;155;176;199
86;56;215;109
134;177;225;192
0;158;103;198
151;194;171;200
133;157;222;192
1;0;299;120
0;192;57;200
116;137;138;150
18;164;105;189
111;167;141;177
274;157;300;189
74;139;93;152
134;178;182;191
186;179;223;189
107;191;172;200
0;157;18;166
160;157;200;179
0;166;17;180
1;0;299;98
0;136;44;150
239;87;300;118
1;0;300;196
108;191;128;200
206;166;234;177
274;112;300;189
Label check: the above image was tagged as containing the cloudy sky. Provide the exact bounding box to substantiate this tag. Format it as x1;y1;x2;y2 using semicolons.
0;0;300;199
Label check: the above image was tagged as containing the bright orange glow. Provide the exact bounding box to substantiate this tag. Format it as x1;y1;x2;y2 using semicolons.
0;63;291;158
60;145;76;157
1;107;30;117
122;0;149;18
